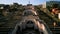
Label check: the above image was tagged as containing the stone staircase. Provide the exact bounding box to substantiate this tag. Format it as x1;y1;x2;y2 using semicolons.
37;9;60;34
0;9;60;34
0;19;17;34
50;27;60;34
0;27;12;34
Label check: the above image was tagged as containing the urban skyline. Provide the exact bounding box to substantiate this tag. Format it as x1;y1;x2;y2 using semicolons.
0;0;60;5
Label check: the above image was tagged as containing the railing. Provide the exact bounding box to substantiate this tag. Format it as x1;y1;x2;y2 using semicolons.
50;27;60;34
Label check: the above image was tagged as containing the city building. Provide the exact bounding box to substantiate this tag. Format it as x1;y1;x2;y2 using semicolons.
46;1;60;8
42;2;46;8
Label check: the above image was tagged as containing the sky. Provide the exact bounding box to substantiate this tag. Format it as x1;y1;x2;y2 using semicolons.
0;0;60;5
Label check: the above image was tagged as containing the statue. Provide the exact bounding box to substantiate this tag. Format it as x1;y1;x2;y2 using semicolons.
11;5;52;34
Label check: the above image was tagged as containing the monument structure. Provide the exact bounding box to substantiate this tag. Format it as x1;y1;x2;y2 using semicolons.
12;4;52;34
